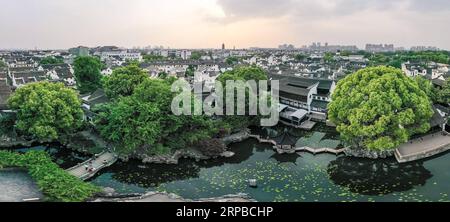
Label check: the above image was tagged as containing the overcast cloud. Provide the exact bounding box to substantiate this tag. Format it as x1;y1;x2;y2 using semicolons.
0;0;449;49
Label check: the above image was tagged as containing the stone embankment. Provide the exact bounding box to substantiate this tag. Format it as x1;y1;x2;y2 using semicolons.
0;135;35;148
344;148;394;159
131;130;250;164
223;129;251;145
92;188;255;202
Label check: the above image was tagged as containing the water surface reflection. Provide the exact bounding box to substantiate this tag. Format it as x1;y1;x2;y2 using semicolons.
327;157;433;195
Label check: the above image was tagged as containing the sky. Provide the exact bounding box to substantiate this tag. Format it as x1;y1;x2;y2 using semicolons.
0;0;450;50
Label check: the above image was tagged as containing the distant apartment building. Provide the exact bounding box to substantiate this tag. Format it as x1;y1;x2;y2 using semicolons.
365;44;395;52
69;46;90;56
410;46;440;52
278;44;295;50
97;50;143;62
308;42;358;52
180;50;192;60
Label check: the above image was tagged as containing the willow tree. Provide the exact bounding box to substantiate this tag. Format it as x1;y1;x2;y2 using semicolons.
328;66;434;151
7;82;83;141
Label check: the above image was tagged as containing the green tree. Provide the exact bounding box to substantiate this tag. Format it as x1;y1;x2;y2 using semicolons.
436;79;450;105
7;82;83;141
103;64;148;99
0;113;16;136
368;51;450;68
73;56;103;94
40;56;64;65
0;60;7;68
190;51;202;60
340;51;352;56
143;54;164;62
217;66;269;131
387;59;402;69
368;54;391;67
414;76;437;103
158;72;168;79
294;54;307;61
185;65;196;77
323;53;335;63
225;56;239;65
328;66;434;151
94;96;162;155
95;78;217;156
218;65;268;84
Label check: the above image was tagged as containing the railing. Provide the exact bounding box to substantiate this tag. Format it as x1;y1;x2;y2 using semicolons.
78;156;117;181
66;151;118;180
65;150;109;172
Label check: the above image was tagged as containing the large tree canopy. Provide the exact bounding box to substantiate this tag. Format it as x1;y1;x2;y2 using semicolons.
103;64;148;99
437;79;450;105
368;51;450;68
217;66;269;131
414;76;437;103
8;82;83;141
95;78;217;156
0;60;8;68
73;56;103;94
39;56;64;65
218;65;268;84
328;66;434;151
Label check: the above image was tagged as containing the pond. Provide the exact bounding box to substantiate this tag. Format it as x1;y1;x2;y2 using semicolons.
88;138;450;202
3;126;450;202
0;169;43;202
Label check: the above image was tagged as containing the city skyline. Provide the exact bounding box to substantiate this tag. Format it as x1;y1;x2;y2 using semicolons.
1;0;450;50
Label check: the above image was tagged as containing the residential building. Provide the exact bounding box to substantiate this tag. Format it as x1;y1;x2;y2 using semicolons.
69;46;90;56
365;44;395;52
275;75;336;127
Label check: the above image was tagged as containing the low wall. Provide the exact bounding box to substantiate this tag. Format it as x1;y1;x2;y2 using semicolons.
396;144;450;163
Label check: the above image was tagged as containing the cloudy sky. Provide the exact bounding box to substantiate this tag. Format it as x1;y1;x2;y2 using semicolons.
1;0;449;49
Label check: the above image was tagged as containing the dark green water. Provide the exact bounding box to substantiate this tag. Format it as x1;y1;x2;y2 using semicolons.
3;129;449;202
0;169;44;202
88;138;449;202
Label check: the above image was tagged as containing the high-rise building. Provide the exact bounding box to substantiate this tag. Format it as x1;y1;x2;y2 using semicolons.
278;44;295;50
69;46;90;56
365;44;395;52
222;43;225;50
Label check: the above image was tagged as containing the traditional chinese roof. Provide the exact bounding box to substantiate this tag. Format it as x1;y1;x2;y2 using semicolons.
270;128;298;146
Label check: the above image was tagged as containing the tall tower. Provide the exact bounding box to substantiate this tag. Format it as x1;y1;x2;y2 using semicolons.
222;43;225;50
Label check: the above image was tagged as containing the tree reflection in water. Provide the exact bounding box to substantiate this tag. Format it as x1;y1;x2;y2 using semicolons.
270;153;301;165
10;144;89;169
97;138;274;188
98;160;202;188
327;156;433;195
